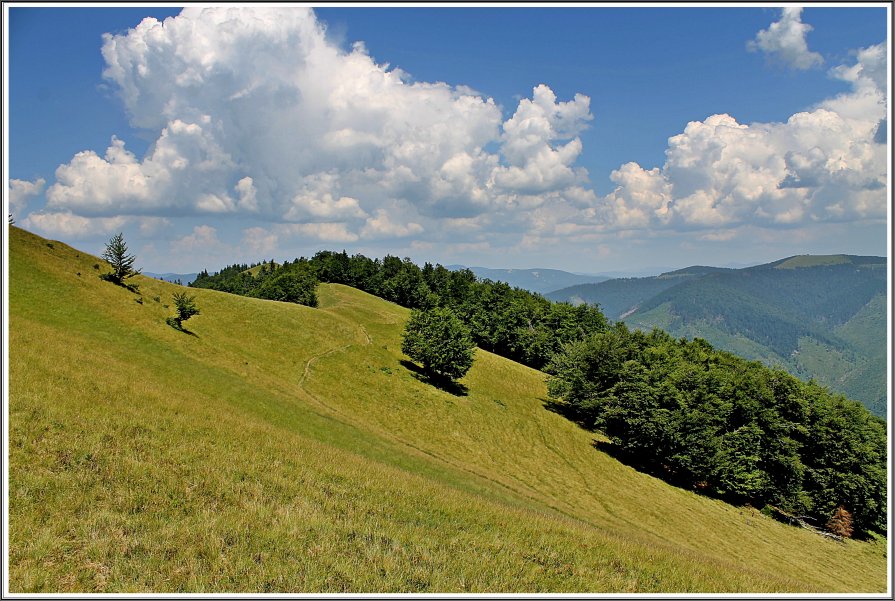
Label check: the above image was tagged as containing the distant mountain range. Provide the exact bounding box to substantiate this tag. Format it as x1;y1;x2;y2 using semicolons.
447;265;609;295
143;271;199;285
548;255;887;417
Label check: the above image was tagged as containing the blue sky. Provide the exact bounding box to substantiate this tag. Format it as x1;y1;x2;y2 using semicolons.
5;4;890;275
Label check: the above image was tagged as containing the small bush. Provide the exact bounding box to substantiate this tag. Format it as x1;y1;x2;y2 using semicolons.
169;292;200;331
826;506;854;539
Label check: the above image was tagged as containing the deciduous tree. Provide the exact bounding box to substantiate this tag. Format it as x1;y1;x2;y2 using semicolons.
402;307;474;382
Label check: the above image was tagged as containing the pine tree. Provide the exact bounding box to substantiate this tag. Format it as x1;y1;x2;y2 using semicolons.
168;292;200;330
826;506;854;538
101;232;140;285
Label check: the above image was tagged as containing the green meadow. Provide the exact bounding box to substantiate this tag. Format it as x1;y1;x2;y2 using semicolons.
7;226;887;593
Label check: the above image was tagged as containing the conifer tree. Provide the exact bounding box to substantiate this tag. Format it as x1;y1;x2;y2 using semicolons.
168;291;200;330
826;506;854;538
101;232;140;285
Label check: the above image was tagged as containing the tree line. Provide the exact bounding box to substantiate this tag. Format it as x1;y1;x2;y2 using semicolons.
192;250;609;371
546;323;886;537
191;258;319;307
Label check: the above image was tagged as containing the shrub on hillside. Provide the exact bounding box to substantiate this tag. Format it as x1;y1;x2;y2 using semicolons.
826;506;854;539
253;270;318;307
168;292;200;331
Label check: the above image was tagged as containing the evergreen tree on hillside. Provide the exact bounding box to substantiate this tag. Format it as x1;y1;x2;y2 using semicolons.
168;291;200;331
101;232;140;285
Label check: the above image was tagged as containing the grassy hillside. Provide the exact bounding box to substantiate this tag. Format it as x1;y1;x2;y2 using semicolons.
7;227;887;593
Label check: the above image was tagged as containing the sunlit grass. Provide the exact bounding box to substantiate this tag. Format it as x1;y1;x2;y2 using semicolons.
7;227;887;592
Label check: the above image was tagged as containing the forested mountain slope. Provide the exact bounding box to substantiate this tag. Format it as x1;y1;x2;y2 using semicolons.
446;265;609;295
548;256;887;416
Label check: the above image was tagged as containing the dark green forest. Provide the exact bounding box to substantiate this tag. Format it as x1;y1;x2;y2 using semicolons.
546;323;886;537
192;251;887;537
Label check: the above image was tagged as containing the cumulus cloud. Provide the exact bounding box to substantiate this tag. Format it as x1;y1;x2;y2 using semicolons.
47;7;593;243
595;43;886;234
33;6;888;261
20;209;169;240
360;208;424;239
8;177;46;215
22;210;128;238
278;222;360;243
171;225;223;252
748;7;824;70
241;226;279;256
493;85;592;194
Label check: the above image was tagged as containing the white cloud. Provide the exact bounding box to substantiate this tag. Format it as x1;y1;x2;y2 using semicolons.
493;85;592;195
46;7;592;241
597;45;886;233
29;7;888;268
748;7;824;70
360;208;424;239
829;43;887;94
171;225;224;253
241;226;279;256
279;222;360;243
137;217;171;236
8;177;46;215
235;177;259;212
22;210;128;238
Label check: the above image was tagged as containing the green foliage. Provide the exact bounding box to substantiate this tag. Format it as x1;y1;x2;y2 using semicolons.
191;259;319;308
169;291;200;330
402;307;474;382
252;268;318;307
101;232;140;285
546;324;886;537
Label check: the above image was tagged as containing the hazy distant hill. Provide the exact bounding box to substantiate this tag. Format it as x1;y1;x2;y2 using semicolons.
548;255;887;417
143;271;199;285
448;265;608;295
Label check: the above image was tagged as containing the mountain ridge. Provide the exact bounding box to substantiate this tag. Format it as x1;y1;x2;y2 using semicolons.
548;254;887;416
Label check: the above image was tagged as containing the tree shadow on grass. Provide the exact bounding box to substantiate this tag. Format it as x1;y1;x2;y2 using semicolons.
99;273;141;294
166;317;199;337
541;397;594;430
400;360;468;397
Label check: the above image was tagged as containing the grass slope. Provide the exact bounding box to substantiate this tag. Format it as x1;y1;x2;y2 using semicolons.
7;227;887;593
